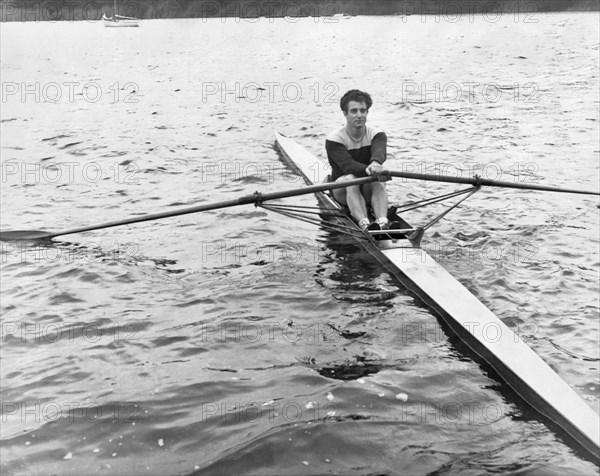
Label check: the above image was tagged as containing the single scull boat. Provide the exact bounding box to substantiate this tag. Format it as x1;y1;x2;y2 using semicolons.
0;131;597;461
274;131;600;462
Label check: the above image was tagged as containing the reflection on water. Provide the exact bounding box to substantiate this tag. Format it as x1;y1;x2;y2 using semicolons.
1;12;599;475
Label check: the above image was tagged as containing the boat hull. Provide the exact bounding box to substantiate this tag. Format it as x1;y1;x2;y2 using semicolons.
102;14;139;27
274;131;600;462
103;21;139;27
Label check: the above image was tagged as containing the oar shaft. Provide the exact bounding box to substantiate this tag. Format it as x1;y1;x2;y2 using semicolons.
46;196;247;238
388;171;600;196
46;176;379;239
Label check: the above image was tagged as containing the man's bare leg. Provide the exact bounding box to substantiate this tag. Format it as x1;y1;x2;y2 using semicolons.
345;185;369;223
333;176;394;230
368;181;402;230
367;182;388;222
332;175;369;227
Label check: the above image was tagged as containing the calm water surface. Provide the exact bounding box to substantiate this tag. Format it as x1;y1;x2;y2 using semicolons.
1;12;599;475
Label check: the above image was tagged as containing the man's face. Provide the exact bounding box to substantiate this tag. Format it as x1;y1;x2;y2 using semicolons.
344;100;368;128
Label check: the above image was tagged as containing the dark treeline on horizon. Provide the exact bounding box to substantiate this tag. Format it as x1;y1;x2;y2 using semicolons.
1;0;598;22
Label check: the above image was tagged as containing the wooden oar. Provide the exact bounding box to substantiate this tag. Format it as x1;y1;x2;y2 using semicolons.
0;176;380;242
387;171;600;196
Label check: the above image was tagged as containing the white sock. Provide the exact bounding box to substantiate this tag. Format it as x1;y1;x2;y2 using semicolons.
358;218;370;230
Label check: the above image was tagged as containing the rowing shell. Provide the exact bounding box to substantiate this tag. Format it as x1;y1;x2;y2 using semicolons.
274;131;600;462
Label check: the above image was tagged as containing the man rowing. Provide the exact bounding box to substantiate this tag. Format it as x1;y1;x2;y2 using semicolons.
325;89;399;231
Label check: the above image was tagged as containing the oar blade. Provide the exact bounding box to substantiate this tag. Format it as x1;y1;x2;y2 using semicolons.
0;230;55;242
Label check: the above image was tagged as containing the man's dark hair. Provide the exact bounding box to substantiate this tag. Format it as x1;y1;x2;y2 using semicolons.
340;89;373;113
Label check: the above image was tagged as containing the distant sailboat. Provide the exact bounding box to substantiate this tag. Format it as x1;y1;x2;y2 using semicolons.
103;0;139;27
